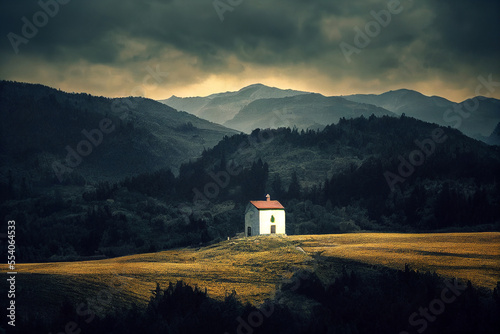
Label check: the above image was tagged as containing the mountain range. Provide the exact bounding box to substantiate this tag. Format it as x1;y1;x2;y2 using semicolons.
345;89;500;143
2;80;499;264
2;80;498;188
161;83;306;125
161;85;500;144
224;93;394;133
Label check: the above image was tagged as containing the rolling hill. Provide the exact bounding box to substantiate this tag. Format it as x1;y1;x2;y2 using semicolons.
0;81;238;183
3;232;498;320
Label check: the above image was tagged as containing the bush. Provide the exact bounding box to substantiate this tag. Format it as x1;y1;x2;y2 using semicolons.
339;220;361;232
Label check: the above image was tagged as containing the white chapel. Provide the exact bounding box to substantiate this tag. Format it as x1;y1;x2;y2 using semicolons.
245;194;286;236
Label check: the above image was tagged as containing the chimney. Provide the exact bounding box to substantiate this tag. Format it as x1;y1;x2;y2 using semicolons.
266;194;270;201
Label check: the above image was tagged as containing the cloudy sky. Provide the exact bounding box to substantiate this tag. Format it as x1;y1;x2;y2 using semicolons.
1;0;499;102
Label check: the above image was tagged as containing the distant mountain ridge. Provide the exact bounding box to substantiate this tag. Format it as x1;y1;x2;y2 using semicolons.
161;85;499;144
223;93;395;133
160;83;307;124
488;122;500;145
344;89;500;141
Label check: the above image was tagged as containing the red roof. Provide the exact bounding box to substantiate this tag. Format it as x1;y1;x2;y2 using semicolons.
250;200;284;210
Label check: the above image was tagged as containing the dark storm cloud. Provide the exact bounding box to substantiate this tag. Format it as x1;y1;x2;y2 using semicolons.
423;1;500;71
0;0;498;99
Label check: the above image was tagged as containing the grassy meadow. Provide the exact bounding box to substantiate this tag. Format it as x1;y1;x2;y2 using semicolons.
3;232;499;319
291;232;500;289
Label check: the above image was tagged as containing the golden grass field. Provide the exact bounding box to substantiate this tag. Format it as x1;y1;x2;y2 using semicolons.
291;232;500;289
2;232;499;318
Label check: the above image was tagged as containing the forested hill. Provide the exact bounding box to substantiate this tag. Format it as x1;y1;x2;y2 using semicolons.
206;115;500;186
0;80;237;184
345;89;500;142
3;114;500;262
173;115;500;231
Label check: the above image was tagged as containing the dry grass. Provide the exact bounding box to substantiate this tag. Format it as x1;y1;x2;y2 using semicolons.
5;236;310;316
290;232;500;289
2;232;498;318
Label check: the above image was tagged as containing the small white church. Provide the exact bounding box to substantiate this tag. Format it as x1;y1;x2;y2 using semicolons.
245;194;286;236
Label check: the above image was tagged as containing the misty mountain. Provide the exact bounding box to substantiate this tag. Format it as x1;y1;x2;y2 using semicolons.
160;83;307;124
344;89;500;142
223;93;396;133
0;81;237;184
488;122;500;145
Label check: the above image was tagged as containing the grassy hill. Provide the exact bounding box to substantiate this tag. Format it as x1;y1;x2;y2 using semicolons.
4;232;499;321
297;232;500;288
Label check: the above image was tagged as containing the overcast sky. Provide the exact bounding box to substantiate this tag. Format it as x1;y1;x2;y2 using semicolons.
1;0;499;102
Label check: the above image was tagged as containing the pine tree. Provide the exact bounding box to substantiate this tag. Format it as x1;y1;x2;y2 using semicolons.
271;173;284;199
287;171;301;200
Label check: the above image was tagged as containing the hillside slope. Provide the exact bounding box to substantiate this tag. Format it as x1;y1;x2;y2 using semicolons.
488;121;500;145
0;81;237;183
208;115;500;187
3;232;498;320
